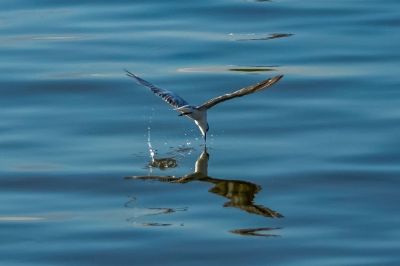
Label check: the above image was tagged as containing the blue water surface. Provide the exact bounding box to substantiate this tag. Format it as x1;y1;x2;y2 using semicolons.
1;0;400;265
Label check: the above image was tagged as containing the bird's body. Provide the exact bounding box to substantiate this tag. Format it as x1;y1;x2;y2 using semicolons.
176;105;208;139
126;70;283;141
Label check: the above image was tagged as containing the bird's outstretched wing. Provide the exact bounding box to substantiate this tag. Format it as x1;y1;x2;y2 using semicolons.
198;75;283;110
125;70;189;109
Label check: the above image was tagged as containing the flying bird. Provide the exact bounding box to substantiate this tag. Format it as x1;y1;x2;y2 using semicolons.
125;70;283;141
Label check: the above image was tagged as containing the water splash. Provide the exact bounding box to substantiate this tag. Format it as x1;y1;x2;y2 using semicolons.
146;125;178;170
147;126;156;162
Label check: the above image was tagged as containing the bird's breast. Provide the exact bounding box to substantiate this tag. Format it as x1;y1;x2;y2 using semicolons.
188;108;206;121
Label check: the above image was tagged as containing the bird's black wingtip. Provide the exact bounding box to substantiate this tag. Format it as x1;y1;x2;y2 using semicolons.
124;69;136;78
267;74;284;87
274;74;284;81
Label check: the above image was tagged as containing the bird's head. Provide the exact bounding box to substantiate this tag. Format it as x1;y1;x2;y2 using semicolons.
201;123;210;142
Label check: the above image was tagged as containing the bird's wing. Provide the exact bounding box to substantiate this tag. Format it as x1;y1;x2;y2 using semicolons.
199;75;283;110
125;70;189;109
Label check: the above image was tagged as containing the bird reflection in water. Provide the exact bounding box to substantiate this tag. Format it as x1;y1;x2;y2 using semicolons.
126;147;283;219
230;227;281;237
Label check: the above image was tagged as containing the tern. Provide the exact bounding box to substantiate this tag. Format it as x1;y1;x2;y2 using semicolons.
125;70;283;141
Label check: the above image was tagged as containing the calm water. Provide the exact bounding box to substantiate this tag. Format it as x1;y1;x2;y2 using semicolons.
1;0;400;265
